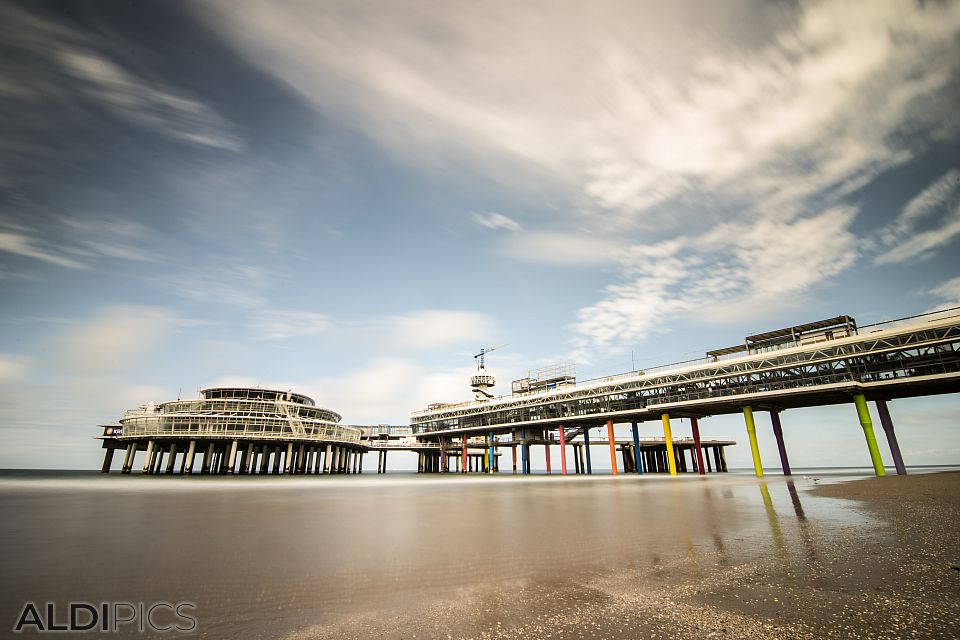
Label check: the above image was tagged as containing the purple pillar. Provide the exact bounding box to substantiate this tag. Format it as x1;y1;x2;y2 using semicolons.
770;410;791;476
690;417;706;476
875;400;907;475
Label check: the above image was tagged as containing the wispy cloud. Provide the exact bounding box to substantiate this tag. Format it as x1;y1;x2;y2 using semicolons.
875;169;960;264
252;310;331;340
471;212;521;232
383;310;496;350
571;207;859;358
204;0;960;357
0;229;88;269
55;305;179;374
57;49;241;151
0;355;30;382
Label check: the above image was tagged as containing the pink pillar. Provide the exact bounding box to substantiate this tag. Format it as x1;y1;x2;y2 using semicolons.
559;425;568;475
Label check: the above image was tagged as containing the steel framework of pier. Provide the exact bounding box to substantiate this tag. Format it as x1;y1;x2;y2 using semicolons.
410;311;960;478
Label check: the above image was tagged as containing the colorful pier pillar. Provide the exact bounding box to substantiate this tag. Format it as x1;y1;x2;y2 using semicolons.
769;410;791;476
875;400;907;475
631;422;643;474
853;394;886;477
660;414;677;476
583;428;593;474
606;420;618;475
690;417;705;476
488;432;495;474
545;440;552;474
559;425;568;475
743;406;764;477
462;440;468;474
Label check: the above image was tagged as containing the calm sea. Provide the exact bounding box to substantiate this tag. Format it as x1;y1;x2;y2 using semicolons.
1;467;955;638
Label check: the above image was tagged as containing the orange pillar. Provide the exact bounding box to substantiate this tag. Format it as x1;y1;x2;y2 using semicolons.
607;420;618;475
559;425;568;475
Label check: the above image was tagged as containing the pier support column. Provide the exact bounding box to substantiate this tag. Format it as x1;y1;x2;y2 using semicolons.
282;443;293;475
462;441;468;474
853;394;886;477
488;432;495;475
606;420;618;475
203;443;214;474
296;445;306;474
226;440;238;475
121;443;136;474
101;448;115;473
660;414;677;476
631;422;643;475
165;444;178;474
769;410;791;476
240;443;251;474
559;425;568;475
323;444;332;474
690;417;706;476
875;400;907;475
142;440;155;474
583;428;593;474
743;406;764;477
545;441;552;475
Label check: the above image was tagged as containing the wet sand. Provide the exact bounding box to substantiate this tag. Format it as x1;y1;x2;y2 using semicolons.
2;471;958;639
291;472;960;640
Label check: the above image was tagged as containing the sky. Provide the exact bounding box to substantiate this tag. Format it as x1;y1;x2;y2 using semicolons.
1;0;959;471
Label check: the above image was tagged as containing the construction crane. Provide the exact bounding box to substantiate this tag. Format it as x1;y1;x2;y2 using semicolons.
471;344;508;400
474;343;508;370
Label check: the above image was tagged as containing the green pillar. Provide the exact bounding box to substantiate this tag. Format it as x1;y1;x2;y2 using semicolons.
853;394;886;477
743;406;763;477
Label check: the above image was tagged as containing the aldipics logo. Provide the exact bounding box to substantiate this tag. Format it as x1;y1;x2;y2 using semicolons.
13;602;197;634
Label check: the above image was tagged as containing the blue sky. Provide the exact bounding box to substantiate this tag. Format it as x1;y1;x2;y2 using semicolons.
1;0;959;470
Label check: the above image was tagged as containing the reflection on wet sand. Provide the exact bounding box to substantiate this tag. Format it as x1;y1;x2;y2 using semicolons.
0;470;901;639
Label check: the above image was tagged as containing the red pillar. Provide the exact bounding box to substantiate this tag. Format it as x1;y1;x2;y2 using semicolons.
607;420;618;475
462;441;467;474
559;425;568;475
545;441;552;474
691;416;706;476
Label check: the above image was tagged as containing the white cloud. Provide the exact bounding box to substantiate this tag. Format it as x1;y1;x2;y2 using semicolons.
386;310;496;350
55;305;178;373
926;277;960;313
571;207;859;357
500;231;627;266
58;49;241;151
200;0;959;354
306;357;472;423
875;170;960;264
471;212;521;232
253;310;331;340
0;355;30;381
0;229;88;269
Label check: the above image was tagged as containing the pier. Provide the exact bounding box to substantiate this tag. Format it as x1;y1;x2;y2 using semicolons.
97;310;960;477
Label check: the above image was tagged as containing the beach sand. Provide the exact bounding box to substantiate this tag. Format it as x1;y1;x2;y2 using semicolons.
291;472;960;640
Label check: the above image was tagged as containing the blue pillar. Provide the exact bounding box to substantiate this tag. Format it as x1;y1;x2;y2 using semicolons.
583;427;593;474
631;421;644;474
488;431;495;474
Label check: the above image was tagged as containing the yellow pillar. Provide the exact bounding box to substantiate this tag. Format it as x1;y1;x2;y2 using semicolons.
743;405;764;477
661;413;677;476
853;394;886;477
